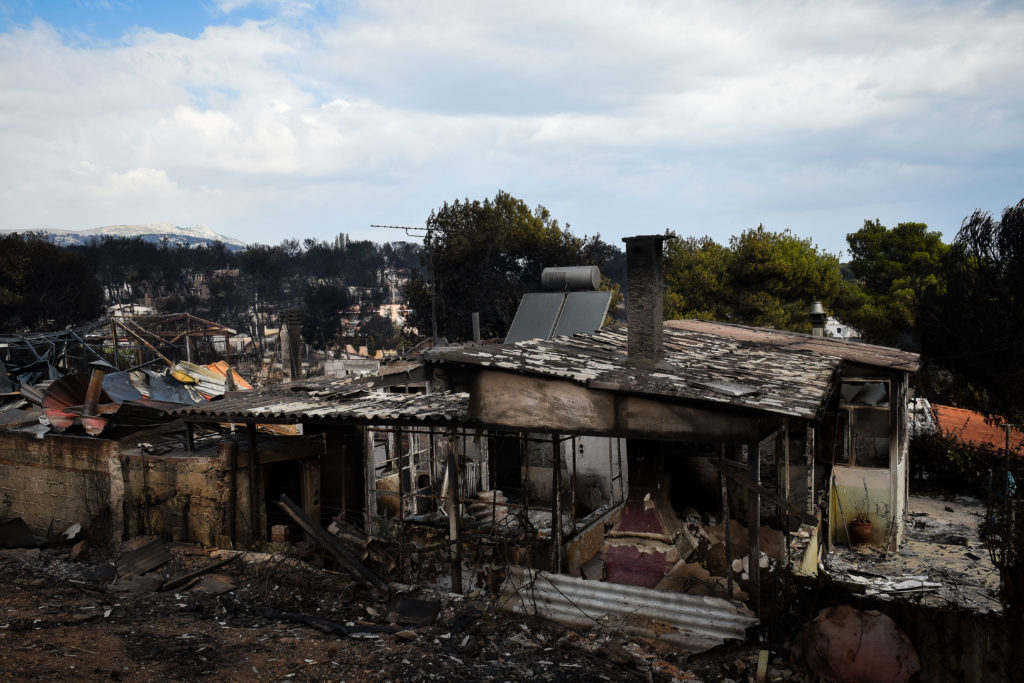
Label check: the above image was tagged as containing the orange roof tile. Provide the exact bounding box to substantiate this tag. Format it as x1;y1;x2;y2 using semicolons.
931;404;1024;455
204;360;253;391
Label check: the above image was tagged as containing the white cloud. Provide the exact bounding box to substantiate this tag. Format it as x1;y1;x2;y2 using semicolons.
1;1;1023;250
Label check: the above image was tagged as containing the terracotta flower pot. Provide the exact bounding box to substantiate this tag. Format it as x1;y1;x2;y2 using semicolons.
848;519;873;545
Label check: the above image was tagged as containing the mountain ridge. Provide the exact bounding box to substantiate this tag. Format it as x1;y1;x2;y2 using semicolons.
1;223;247;249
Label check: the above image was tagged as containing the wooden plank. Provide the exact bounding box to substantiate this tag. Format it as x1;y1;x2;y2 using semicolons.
247;424;260;543
551;434;562;573
161;555;238;591
276;494;390;597
707;460;819;527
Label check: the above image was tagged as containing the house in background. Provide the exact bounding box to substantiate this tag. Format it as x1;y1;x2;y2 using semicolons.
931;403;1024;455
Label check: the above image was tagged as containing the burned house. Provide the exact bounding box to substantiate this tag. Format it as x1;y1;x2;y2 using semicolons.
0;240;921;654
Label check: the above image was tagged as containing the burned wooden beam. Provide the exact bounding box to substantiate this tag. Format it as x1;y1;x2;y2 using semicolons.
276;494;390;597
708;459;819;527
160;554;238;591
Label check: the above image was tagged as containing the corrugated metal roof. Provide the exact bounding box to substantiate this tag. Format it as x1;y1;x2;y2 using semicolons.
169;390;469;424
433;324;842;419
665;319;921;372
499;567;757;654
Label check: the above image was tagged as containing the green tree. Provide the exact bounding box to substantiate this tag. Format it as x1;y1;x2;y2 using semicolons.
664;226;843;331
838;219;948;348
919;199;1024;422
406;191;611;341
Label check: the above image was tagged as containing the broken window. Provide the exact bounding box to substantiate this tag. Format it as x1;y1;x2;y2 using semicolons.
820;381;892;468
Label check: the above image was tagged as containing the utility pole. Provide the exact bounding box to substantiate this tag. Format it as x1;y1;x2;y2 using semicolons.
371;224;438;343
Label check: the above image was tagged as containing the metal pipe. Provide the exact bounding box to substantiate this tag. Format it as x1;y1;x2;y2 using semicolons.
82;369;105;416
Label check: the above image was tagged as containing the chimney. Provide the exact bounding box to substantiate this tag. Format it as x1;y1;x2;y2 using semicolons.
280;309;304;381
622;235;671;367
809;301;827;337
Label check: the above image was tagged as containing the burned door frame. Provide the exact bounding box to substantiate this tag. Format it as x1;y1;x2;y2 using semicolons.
819;368;909;551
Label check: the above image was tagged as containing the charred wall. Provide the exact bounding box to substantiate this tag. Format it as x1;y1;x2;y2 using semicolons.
121;441;254;547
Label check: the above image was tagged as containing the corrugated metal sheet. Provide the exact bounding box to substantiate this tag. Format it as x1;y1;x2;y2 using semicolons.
170;390;469;424
433;324;842;419
499;567;757;654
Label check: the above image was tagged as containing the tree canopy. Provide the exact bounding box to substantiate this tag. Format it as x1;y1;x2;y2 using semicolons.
0;233;104;331
919;199;1024;421
406;191;613;341
837;219;947;348
664;226;844;332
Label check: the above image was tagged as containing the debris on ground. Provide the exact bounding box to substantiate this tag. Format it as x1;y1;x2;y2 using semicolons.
0;536;815;681
827;494;1001;612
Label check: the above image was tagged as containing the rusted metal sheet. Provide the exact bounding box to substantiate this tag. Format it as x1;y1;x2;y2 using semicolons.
39;370;198;435
41;372;114;432
499;566;757;654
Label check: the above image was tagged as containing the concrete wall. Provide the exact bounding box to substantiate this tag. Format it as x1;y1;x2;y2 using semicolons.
0;431;123;544
1;429;323;548
121;441;254;547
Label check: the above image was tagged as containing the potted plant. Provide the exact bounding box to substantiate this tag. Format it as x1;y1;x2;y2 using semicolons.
848;482;873;544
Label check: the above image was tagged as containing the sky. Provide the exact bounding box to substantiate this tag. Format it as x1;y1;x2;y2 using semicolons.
1;0;1023;256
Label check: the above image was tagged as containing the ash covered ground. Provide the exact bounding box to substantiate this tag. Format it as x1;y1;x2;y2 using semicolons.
0;539;807;682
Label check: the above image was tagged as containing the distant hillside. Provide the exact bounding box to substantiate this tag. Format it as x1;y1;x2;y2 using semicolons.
1;223;247;249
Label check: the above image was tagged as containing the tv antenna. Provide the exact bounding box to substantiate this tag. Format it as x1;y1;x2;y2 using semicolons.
371;224;438;343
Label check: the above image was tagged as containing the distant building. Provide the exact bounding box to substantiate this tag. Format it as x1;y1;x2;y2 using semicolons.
826;316;861;340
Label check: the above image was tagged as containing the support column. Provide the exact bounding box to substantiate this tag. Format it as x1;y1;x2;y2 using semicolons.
719;444;733;600
805;424;816;516
109;320;120;370
446;429;463;594
551;434;562;573
247;423;260;543
228;441;238;545
747;439;761;617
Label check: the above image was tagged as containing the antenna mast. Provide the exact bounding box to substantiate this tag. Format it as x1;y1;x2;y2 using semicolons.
372;224;439;343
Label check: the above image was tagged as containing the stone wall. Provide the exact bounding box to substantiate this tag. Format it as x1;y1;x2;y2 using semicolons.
0;431;122;544
121;441;252;547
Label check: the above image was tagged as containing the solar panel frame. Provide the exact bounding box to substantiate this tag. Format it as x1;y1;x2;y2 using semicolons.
504;292;566;343
551;291;613;338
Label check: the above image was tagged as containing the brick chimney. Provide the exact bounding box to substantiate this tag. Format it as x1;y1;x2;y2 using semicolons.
622;235;671;367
